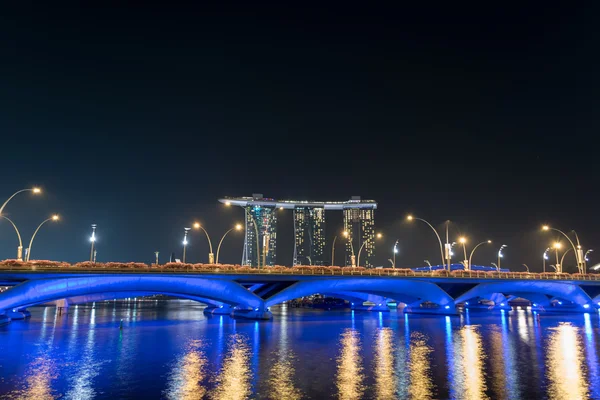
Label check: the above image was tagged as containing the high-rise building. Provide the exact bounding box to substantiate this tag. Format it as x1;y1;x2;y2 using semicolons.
243;200;277;267
219;195;376;267
293;207;325;265
343;205;376;268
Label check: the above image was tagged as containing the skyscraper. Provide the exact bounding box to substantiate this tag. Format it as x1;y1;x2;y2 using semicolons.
293;207;325;265
343;198;376;268
242;196;277;267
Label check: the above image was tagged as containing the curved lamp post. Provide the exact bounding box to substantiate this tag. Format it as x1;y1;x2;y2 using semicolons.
0;187;41;216
0;215;24;260
343;230;356;267
331;235;338;266
392;239;399;268
458;237;468;269
522;263;529;273
585;249;594;270
215;224;243;264
497;244;507;270
193;222;215;264
406;215;445;268
26;215;59;261
467;240;492;271
553;242;562;272
543;226;583;273
543;247;550;273
182;227;191;263
357;232;382;268
424;259;433;271
491;262;499;271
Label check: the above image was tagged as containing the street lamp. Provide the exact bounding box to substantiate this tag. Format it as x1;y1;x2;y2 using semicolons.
522;263;529;273
26;215;59;261
406;215;445;268
343;230;356;267
193;222;215;263
331;235;338;266
357;232;382;268
392;240;399;268
89;224;97;262
542;225;583;273
424;260;433;271
0;187;42;216
553;242;562;273
182;227;191;263
585;250;594;271
543;247;550;273
491;262;499;271
467;240;492;271
0;215;23;260
497;244;507;270
215;223;243;264
458;237;467;269
155;251;159;265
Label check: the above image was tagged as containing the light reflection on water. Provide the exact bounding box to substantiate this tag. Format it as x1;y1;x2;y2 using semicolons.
408;332;433;400
211;334;252;400
546;323;588;400
2;301;600;399
164;340;207;400
336;328;365;400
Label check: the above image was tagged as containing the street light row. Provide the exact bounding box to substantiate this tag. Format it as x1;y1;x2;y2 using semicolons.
406;215;593;274
181;223;243;264
0;188;60;261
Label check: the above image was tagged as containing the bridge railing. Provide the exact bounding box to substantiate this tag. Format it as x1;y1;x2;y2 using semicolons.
0;260;599;281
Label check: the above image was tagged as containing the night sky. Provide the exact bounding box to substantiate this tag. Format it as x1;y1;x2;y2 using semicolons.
1;3;598;270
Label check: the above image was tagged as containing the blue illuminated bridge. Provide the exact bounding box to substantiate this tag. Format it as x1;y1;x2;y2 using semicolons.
2;267;600;323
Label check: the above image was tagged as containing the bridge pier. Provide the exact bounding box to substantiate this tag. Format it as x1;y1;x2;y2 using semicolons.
203;304;233;316
231;306;273;320
6;309;29;320
403;300;459;315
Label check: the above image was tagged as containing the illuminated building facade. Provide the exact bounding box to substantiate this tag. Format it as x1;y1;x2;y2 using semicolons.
243;202;277;267
343;207;376;268
219;194;376;268
293;207;325;265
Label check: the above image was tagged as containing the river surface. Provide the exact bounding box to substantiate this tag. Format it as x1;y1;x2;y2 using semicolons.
1;300;599;399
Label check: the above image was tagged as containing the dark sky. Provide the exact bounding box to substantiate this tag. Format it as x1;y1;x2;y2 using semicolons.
0;3;598;270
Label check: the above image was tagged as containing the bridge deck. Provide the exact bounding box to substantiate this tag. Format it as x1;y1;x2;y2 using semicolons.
1;266;599;285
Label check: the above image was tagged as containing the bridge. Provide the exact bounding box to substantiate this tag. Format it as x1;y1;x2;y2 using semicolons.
2;264;600;324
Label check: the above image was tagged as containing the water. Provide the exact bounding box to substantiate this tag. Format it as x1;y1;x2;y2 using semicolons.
1;300;599;399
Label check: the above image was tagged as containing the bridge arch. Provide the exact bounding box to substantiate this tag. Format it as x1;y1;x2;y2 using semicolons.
454;281;594;307
0;276;263;313
265;278;453;308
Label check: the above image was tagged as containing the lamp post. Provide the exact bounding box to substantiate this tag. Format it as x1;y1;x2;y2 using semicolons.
572;230;586;274
155;251;159;265
543;226;583;273
543;247;550;273
522;263;529;273
215;224;243;264
343;231;356;267
553;242;562;273
549;264;558;273
26;215;59;261
392;240;399;268
406;215;445;268
193;222;214;264
0;215;23;260
357;232;382;268
497;245;507;270
491;262;499;271
467;240;492;271
458;237;468;269
560;247;573;272
0;187;42;217
182;227;191;263
585;249;594;271
331;235;337;266
89;224;97;262
424;260;433;271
